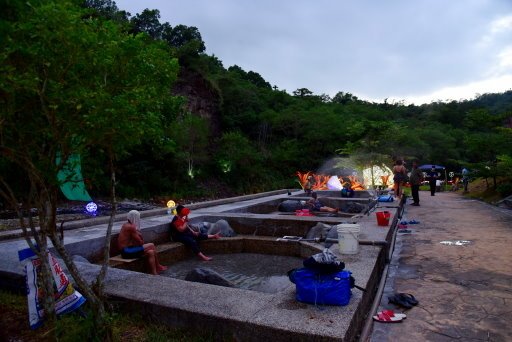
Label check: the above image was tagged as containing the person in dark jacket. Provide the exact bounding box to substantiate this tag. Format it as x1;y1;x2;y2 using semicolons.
427;166;438;196
409;161;423;206
462;167;470;192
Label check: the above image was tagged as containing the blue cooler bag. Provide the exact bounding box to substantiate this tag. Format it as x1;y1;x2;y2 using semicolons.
378;195;394;202
288;268;352;306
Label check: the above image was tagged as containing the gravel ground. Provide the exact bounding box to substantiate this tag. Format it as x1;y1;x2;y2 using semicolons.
0;195;226;232
0;199;164;232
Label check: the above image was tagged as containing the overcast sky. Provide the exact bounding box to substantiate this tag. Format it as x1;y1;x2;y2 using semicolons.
115;0;512;105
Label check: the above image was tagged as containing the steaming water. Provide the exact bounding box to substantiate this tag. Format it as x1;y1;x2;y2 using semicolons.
162;253;303;293
316;156;358;177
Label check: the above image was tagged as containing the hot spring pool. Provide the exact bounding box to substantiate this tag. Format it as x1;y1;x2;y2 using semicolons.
160;252;304;294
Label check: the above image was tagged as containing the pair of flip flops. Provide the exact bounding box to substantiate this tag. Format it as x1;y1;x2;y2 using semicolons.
397;223;408;229
373;310;407;323
388;293;419;309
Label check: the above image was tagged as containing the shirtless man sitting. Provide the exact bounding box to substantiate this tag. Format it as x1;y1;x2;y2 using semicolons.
118;210;167;275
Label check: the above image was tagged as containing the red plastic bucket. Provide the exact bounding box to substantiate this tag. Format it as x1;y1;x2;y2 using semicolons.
376;211;391;226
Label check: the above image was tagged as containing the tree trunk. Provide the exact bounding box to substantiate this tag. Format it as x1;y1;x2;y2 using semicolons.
96;152;117;296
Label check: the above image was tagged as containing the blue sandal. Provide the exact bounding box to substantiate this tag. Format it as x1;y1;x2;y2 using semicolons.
398;229;412;233
398;293;419;306
408;220;420;224
388;294;413;309
388;293;419;308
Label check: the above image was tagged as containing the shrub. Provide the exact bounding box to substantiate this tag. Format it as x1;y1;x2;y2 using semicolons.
496;182;512;197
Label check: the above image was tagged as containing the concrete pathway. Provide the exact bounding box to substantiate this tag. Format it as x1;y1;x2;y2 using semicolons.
370;191;512;341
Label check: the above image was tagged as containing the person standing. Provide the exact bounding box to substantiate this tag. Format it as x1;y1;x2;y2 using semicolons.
427;166;438;196
409;161;423;206
462;167;470;192
304;175;315;195
392;160;407;198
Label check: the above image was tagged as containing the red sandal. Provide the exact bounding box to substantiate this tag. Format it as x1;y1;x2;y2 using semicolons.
381;310;407;320
372;310;406;323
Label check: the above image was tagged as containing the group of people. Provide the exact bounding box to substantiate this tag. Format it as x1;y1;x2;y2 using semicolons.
117;205;221;274
393;159;436;206
394;159;470;206
393;160;422;205
118;189;349;274
119;163;469;274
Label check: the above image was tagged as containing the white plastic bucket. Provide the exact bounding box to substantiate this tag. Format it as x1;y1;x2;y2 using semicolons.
336;224;360;255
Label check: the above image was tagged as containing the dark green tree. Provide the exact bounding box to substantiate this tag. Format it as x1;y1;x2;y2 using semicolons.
164;24;206;53
214;131;264;192
293;88;313;97
0;1;180;337
332;91;359;104
167;114;211;180
82;0;130;24
130;8;163;39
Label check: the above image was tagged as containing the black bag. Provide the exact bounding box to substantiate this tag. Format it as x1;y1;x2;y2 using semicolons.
302;249;345;274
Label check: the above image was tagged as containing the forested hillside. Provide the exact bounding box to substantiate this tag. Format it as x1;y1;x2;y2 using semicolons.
2;0;511;204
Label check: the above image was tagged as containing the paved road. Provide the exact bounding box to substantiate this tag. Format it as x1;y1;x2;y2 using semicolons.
370;191;512;341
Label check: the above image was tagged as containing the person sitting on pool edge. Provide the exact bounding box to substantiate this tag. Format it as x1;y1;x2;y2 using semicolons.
170;205;221;261
306;192;339;213
118;210;167;275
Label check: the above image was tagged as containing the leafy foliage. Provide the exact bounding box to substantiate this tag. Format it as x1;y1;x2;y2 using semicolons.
2;0;511;200
0;0;181;336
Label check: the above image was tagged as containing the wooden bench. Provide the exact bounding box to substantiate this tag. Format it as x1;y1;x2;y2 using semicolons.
108;254;140;267
109;242;184;268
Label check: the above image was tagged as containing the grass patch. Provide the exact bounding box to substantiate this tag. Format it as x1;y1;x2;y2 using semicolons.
460;177;510;203
0;289;222;342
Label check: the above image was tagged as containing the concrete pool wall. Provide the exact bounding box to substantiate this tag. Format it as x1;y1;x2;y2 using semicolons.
0;190;401;341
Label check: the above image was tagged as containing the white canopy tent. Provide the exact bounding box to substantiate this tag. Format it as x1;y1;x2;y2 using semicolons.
362;164;394;189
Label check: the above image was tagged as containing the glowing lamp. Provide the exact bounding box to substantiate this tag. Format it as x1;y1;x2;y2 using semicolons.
166;200;177;215
220;160;231;173
85;201;97;214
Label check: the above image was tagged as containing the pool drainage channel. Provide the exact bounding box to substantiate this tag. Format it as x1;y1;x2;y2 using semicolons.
359;196;406;341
